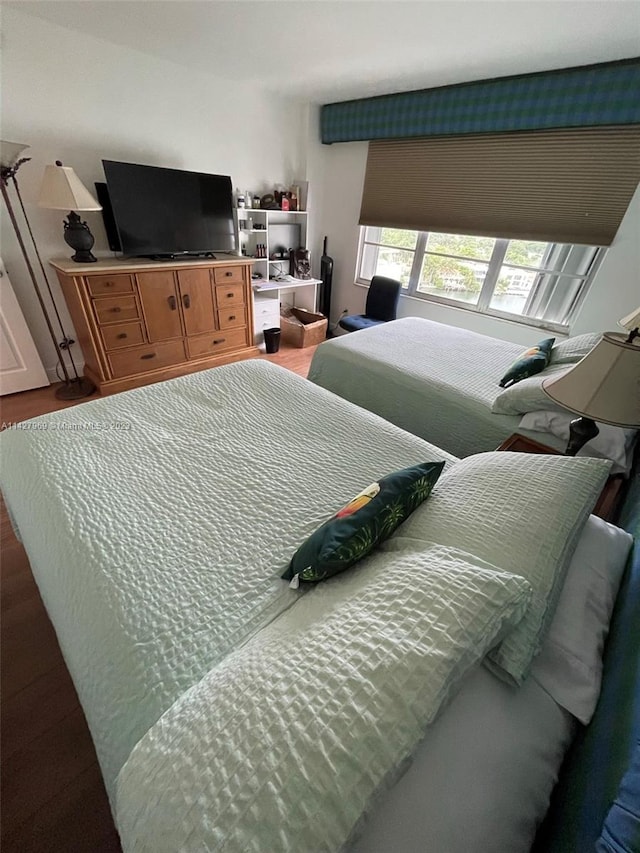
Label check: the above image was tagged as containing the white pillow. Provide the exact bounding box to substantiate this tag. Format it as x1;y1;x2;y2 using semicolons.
550;332;601;365
520;411;637;476
491;365;571;416
390;452;611;685
530;514;632;723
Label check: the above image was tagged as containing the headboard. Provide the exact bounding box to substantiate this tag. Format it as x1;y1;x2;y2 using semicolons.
534;468;640;851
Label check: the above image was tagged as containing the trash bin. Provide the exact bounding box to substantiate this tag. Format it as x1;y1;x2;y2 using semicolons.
263;327;281;354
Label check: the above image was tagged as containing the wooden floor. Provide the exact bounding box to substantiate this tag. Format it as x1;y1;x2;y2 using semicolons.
0;344;316;852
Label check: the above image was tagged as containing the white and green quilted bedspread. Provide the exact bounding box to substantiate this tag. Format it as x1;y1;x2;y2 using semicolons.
0;360;455;801
116;542;531;853
308;317;537;457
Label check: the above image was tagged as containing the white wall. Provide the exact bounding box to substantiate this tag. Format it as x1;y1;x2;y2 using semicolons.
1;7;307;378
313;138;640;345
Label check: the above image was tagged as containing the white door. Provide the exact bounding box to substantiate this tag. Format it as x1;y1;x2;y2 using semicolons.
0;259;49;395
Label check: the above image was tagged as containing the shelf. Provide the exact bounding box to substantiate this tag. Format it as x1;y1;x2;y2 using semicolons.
254;277;320;292
236;209;307;215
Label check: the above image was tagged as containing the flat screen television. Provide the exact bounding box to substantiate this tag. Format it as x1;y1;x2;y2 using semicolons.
102;160;236;258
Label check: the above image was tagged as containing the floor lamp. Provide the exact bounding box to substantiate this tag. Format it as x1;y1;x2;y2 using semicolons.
0;141;96;400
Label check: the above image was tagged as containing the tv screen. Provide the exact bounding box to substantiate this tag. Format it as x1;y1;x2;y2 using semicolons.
102;160;236;257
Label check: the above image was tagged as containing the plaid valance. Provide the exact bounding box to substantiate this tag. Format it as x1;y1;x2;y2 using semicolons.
321;58;640;144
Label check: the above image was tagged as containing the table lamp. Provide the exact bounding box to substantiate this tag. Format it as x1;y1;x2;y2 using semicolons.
38;161;102;263
619;306;640;344
542;332;640;456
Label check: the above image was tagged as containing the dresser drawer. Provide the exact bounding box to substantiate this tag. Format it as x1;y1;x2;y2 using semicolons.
86;274;133;297
94;295;140;325
109;340;186;378
217;306;246;330
187;327;248;359
214;283;245;308
213;265;244;285
101;321;145;351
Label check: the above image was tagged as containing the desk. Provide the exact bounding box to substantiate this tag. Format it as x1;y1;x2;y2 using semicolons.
252;278;321;348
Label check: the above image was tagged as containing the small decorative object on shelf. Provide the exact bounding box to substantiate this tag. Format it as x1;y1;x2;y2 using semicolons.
289;247;311;280
236;188;245;208
260;193;278;210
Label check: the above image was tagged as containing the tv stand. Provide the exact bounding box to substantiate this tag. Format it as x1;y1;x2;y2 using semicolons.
49;256;258;394
146;252;217;261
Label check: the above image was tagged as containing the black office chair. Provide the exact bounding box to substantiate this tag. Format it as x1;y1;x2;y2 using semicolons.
339;275;402;332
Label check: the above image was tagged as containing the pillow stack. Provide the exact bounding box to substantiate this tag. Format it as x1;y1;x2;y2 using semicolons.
285;450;612;690
493;331;602;415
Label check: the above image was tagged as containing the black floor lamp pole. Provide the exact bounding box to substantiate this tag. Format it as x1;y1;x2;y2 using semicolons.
1;165;95;400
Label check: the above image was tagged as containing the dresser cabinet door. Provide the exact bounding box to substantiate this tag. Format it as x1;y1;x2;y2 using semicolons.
137;271;183;341
177;269;216;337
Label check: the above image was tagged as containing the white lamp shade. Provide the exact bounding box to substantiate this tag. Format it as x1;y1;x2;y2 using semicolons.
38;164;101;211
542;332;640;427
0;140;30;169
619;306;640;334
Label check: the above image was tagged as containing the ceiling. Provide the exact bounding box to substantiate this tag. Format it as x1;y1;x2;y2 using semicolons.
10;1;640;102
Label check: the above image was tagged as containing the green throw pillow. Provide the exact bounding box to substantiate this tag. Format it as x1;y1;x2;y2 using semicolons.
283;461;445;586
498;337;555;388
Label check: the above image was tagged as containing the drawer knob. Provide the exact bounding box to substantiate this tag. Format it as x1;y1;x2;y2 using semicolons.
110;307;122;313
213;338;226;345
141;352;156;360
182;293;191;309
229;314;236;320
226;292;234;298
117;333;128;340
168;295;177;310
225;271;232;277
105;281;114;287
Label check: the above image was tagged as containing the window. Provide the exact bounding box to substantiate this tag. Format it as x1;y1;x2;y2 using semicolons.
357;227;603;331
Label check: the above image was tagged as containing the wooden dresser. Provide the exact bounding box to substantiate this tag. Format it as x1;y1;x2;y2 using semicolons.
50;256;257;394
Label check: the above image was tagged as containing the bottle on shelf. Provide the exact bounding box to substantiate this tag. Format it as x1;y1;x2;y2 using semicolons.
236;188;245;209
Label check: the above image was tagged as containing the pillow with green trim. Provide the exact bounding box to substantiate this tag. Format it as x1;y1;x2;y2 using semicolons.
498;338;555;388
282;461;445;586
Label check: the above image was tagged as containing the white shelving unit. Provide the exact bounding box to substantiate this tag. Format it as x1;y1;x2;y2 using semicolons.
235;208;318;348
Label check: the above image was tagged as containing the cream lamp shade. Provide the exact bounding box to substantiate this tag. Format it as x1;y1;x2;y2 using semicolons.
38;162;101;211
619;306;640;337
0;141;30;170
542;332;640;427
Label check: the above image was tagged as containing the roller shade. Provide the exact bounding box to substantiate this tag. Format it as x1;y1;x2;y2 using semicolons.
359;126;640;246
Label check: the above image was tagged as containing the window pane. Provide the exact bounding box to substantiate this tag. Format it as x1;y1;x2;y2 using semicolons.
503;240;550;268
426;232;495;261
360;242;379;280
491;265;540;315
363;243;413;286
379;228;419;250
418;255;487;304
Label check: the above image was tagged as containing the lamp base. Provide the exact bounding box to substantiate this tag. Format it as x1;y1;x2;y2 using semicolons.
566;416;599;456
55;376;96;400
70;249;98;264
64;211;98;264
